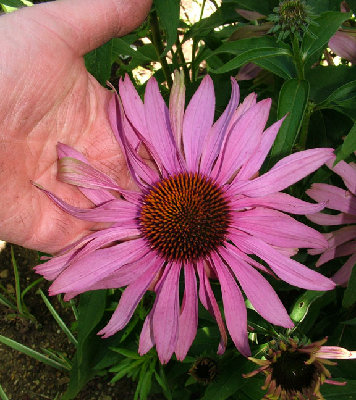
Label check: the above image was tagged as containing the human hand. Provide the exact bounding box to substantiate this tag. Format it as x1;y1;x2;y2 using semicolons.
0;0;152;253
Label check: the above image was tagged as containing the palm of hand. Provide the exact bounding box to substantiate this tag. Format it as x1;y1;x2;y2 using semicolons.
0;2;148;253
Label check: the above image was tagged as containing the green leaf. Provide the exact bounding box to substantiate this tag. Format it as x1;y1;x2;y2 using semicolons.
253;56;296;80
0;0;25;7
290;290;326;323
84;40;114;86
342;266;356;308
154;0;180;56
335;122;356;163
208;36;292;74
223;0;272;16
269;79;309;163
111;38;150;63
0;335;69;371
62;291;107;400
342;316;356;326
301;11;353;68
319;80;356;121
0;383;10;400
110;347;142;359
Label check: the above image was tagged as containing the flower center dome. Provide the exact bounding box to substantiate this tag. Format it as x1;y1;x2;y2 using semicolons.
271;351;317;393
139;173;230;262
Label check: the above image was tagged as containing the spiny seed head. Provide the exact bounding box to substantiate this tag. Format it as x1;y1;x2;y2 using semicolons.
268;0;317;42
139;173;231;262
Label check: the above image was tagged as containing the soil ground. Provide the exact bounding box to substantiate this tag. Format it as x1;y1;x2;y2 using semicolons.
0;244;136;400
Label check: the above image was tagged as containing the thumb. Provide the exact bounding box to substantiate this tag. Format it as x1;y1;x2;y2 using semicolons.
15;0;152;56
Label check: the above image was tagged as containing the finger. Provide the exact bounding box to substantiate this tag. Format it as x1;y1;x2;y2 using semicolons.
15;0;152;56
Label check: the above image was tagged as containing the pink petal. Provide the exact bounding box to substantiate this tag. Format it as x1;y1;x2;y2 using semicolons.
49;238;148;294
329;31;356;64
220;244;293;328
328;159;356;195
138;310;155;355
182;75;215;171
144;78;181;174
333;253;356;285
98;255;163;337
231;207;328;249
236;63;263;81
315;345;356;360
175;263;198;361
119;74;146;148
307;183;356;215
200;78;240;174
211;252;251;357
230;231;335;291
36;185;139;224
152;262;182;364
108;94;159;187
317;239;356;267
234;148;334;197
197;260;227;354
213;99;272;183
35;252;73;281
236;117;285;181
231;192;326;214
57;143;115;204
169;70;185;152
307;212;356;225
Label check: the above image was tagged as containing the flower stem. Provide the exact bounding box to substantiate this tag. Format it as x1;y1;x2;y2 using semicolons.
292;34;305;80
191;0;207;81
149;10;173;88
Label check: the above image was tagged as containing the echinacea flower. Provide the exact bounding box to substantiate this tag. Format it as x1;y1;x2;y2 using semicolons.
244;337;356;399
307;157;356;285
35;71;335;363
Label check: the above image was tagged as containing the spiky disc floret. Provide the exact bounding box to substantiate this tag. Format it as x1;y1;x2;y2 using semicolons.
139;173;231;262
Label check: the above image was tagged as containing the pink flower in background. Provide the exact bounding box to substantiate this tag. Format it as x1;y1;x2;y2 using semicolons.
35;72;335;363
307;158;356;285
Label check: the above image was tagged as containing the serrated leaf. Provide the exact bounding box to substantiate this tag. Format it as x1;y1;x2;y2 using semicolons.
342;266;356;308
269;79;309;163
335;122;356;163
155;0;180;56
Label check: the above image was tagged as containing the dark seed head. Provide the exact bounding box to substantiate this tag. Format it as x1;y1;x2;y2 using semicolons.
139;173;231;262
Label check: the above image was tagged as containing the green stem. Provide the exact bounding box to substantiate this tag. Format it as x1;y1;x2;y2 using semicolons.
292;34;304;80
11;246;23;315
149;10;173;88
175;37;191;85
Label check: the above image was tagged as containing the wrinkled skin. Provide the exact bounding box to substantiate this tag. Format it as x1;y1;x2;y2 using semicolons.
0;0;152;253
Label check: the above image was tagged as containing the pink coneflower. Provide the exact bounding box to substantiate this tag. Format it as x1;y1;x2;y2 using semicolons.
35;72;335;363
307;158;356;285
244;337;356;399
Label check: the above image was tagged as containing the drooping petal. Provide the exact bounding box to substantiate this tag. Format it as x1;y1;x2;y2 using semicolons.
332;253;356;285
317;240;356;267
182;75;215;171
231;192;326;215
200;78;240;175
175;263;198;361
35;252;73;281
152;262;182;364
233;148;334;197
35;185;139;224
315;345;356;360
49;238;148;294
231;207;328;249
169;70;185;152
144;78;181;174
220;245;293;328
213;99;272;183
328;159;356;195
197;260;227;354
230;231;335;291
98;255;163;337
57;143;115;204
328;31;356;64
307;183;356;215
139;310;155;355
211;252;251;357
